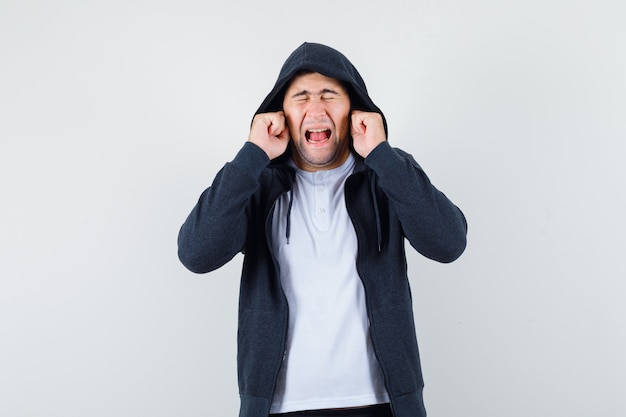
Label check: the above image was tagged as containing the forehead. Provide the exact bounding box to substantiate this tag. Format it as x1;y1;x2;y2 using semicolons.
285;72;347;94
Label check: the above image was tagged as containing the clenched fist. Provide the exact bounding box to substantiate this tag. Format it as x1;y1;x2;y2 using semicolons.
350;110;387;158
248;112;290;160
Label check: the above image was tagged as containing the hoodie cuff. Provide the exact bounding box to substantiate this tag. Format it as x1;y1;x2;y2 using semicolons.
364;141;401;175
230;142;271;178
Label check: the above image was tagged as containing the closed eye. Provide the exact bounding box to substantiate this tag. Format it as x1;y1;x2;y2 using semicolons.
290;88;341;102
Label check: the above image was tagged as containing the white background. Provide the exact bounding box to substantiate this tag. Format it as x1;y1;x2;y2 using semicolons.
1;1;625;416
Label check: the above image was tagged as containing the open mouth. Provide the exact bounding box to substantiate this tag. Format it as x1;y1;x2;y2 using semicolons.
305;128;332;143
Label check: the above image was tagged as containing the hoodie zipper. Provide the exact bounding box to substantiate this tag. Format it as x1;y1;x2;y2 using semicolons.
264;192;290;409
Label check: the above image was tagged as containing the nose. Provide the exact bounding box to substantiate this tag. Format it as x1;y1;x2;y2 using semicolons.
306;99;327;118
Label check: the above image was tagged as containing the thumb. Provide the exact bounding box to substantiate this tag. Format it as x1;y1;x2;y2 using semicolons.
267;112;286;137
350;111;367;136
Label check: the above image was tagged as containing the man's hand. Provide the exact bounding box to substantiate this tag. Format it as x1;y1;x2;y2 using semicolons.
350;110;387;158
248;112;290;160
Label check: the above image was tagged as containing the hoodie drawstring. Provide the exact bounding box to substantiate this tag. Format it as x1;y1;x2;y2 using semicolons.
369;171;383;253
285;187;293;244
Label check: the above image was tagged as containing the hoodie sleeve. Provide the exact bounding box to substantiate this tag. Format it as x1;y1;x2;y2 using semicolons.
364;141;467;263
177;142;270;273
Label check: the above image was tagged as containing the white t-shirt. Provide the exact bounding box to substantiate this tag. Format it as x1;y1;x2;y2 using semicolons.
270;155;389;414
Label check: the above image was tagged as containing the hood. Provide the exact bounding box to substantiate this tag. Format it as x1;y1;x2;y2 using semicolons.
255;42;387;135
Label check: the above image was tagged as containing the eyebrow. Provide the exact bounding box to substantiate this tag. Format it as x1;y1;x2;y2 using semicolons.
290;88;341;99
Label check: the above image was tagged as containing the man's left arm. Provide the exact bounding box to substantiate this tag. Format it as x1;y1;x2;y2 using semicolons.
351;111;467;263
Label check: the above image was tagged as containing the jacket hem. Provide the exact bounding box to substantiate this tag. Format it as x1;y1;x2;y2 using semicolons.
390;388;427;417
239;394;272;417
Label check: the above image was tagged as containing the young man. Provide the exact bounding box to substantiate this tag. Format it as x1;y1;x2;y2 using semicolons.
178;42;467;417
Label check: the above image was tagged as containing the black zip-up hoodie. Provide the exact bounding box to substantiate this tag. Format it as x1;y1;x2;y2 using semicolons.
178;42;467;417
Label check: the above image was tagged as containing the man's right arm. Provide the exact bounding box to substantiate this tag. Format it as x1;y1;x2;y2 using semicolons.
177;112;290;274
177;142;270;273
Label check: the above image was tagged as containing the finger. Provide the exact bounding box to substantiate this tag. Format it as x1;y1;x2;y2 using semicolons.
350;112;366;135
267;112;286;137
278;127;290;142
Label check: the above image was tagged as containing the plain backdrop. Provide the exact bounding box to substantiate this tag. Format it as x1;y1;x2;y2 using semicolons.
1;1;625;416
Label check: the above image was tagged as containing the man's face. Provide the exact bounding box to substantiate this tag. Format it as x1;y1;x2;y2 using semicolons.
283;72;351;171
